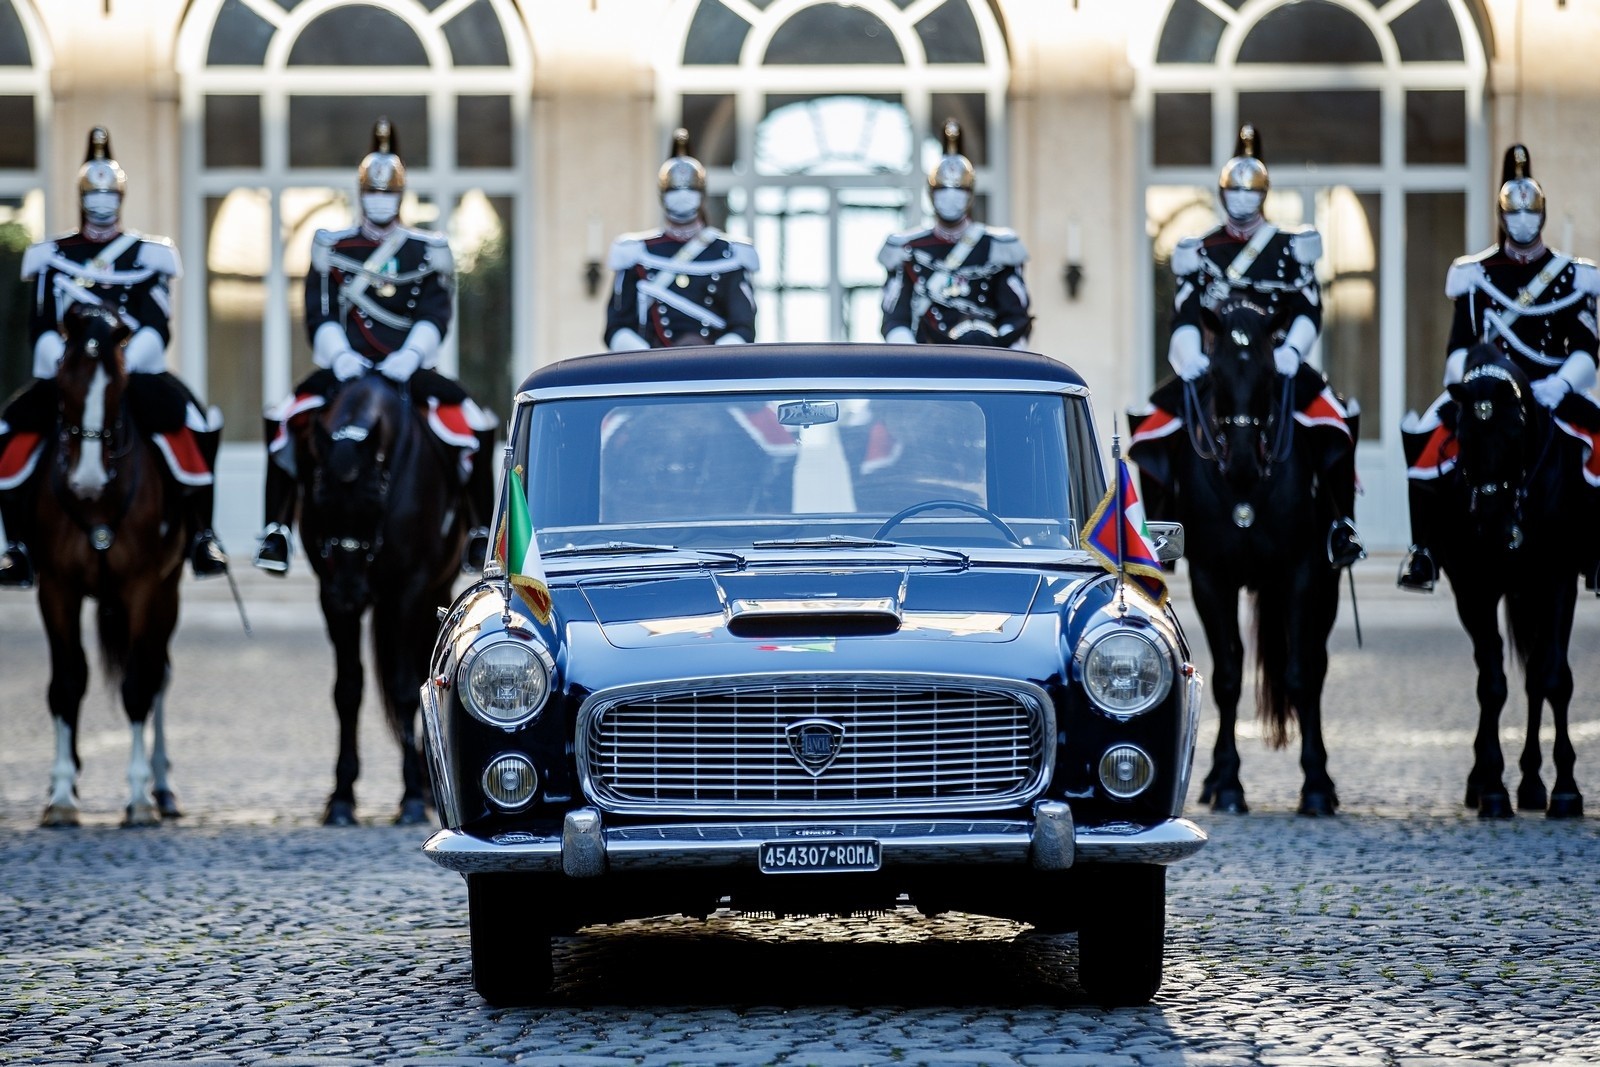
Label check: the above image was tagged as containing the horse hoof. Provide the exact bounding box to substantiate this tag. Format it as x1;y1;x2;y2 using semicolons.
1516;780;1548;812
1546;792;1584;819
1463;783;1479;808
322;800;358;827
1477;792;1514;819
154;789;184;819
394;798;431;826
1298;791;1339;817
122;802;161;827
1211;788;1248;815
41;804;81;828
1198;783;1214;805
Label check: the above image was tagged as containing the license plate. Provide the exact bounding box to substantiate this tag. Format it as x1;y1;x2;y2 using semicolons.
758;838;881;874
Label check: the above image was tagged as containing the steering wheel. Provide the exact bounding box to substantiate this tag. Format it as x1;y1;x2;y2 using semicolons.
873;499;1022;546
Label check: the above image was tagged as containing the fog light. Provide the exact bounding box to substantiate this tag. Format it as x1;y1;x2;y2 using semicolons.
1098;744;1154;799
482;753;538;811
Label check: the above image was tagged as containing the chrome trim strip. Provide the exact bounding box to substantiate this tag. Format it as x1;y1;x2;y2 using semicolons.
727;597;901;622
420;817;1207;875
1175;668;1204;815
519;378;1092;405
419;681;462;828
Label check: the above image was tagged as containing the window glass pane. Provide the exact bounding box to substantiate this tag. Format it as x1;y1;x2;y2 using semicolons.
1238;92;1380;165
288;97;428;169
757;96;909;176
765;5;904;65
205;191;268;442
443;0;510;66
1318;188;1380;440
1153;93;1211;168
1406;192;1463;416
1238;1;1382;64
1156;0;1226;63
0;96;36;168
204;95;261;168
206;0;274;66
929;93;988;167
683;0;750;65
282;187;347;387
681;94;738;169
0;0;30;65
916;1;984;64
1406;91;1465;165
453;192;513;421
1391;0;1464;62
288;9;427;66
1146;185;1217;382
456;96;512;168
841;187;908;341
0;194;43;400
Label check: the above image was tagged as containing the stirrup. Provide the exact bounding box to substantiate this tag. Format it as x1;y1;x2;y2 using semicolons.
189;530;229;579
0;542;35;590
254;523;292;576
1326;518;1366;569
1397;545;1437;594
461;526;490;575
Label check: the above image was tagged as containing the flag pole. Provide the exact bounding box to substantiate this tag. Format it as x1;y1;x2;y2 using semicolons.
491;443;514;623
1112;419;1128;612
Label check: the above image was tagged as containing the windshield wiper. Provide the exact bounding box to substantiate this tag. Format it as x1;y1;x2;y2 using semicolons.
544;542;745;565
751;535;968;564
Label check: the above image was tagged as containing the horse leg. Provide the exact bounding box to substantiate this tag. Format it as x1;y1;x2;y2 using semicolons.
39;584;87;827
374;598;432;826
119;588;179;827
1453;586;1511;817
322;602;364;826
149;664;183;818
1290;573;1339;817
1190;567;1248;814
1542;587;1582;818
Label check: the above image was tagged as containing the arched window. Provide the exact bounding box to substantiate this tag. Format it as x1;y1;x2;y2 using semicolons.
176;0;531;441
661;0;1009;342
0;0;48;403
1138;0;1489;547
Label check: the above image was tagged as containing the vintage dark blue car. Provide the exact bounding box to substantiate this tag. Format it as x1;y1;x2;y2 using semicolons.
420;343;1206;1006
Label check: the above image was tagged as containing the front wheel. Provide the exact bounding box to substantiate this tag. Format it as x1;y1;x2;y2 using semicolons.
467;873;553;1006
1076;864;1166;1006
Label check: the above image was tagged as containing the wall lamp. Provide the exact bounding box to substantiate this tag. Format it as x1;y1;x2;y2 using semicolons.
1063;220;1084;301
585;216;604;299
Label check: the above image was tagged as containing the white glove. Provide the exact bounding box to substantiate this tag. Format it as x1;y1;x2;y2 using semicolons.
608;327;650;352
884;326;916;344
377;347;422;382
1442;348;1467;386
332;351;370;381
1273;344;1302;377
32;332;65;378
1530;353;1597;409
1531;376;1570;409
1169;324;1208;381
124;327;168;374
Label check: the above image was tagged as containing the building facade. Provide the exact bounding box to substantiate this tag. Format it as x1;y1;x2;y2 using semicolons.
2;0;1597;551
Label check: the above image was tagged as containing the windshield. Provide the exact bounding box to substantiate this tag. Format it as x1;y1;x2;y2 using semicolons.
515;389;1093;554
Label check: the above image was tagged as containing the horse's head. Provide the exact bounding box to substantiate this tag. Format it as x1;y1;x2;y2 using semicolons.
1447;344;1537;551
56;305;131;501
1198;300;1285;492
308;374;406;606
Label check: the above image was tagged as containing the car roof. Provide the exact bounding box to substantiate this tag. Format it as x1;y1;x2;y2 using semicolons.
516;343;1088;398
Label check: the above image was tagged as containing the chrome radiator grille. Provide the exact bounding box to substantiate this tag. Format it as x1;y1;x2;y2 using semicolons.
580;679;1049;814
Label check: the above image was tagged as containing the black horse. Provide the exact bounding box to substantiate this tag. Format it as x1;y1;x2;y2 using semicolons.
290;372;468;825
1132;301;1343;815
1426;345;1587;818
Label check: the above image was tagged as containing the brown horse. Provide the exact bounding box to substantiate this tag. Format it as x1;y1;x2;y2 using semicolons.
34;305;188;826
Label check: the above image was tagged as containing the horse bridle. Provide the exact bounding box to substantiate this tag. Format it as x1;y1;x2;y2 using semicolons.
52;345;138;550
1458;362;1555;549
1182;336;1295;476
315;442;393;566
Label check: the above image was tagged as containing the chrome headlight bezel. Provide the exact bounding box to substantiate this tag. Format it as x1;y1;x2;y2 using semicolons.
458;638;554;730
1074;621;1176;719
481;751;540;812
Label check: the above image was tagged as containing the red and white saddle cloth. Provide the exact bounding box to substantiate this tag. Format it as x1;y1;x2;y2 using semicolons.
1129;384;1354;452
0;429;42;491
0;406;215;490
1403;390;1600;486
269;392;495;481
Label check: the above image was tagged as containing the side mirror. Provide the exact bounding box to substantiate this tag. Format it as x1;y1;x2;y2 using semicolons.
1146;521;1184;563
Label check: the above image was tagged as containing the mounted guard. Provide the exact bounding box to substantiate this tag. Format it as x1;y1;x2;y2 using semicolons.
879;119;1032;348
1130;124;1364;570
1399;143;1600;592
604;128;759;349
255;117;498;576
0;127;227;589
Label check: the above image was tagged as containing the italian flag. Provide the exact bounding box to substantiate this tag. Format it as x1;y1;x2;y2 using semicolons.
497;465;552;624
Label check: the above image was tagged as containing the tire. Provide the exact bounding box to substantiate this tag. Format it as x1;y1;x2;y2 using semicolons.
467;873;553;1006
1076;864;1166;1007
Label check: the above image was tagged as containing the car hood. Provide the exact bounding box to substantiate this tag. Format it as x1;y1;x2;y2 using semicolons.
576;565;1045;650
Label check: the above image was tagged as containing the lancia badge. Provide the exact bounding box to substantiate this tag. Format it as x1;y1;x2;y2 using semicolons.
785;717;845;778
1232;503;1255;528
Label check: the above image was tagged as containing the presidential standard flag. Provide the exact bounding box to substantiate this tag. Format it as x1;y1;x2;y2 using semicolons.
496;464;552;624
1085;450;1168;607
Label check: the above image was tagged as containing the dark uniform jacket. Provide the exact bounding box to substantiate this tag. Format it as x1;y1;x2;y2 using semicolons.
879;224;1031;346
23;230;178;349
1170;223;1321;346
1445;244;1600;380
306;226;453;362
605;228;759;347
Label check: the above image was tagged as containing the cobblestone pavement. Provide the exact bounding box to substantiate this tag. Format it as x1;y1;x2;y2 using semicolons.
1;560;1598;1066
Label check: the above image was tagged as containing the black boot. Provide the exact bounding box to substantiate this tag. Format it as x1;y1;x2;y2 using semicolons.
0;485;37;590
254;420;297;576
1398;545;1437;593
1398;478;1438;593
1327;517;1366;569
461;428;496;574
186;428;228;579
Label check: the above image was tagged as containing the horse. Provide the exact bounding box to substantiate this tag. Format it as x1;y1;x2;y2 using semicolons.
31;305;188;826
1427;345;1587;818
290;371;467;826
1135;301;1343;815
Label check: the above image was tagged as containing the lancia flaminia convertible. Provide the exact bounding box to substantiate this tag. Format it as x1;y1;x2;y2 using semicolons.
420;343;1206;1006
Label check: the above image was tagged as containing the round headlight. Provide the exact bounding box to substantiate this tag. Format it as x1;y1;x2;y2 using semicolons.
1099;744;1155;799
482;752;538;810
461;641;551;728
1080;627;1173;717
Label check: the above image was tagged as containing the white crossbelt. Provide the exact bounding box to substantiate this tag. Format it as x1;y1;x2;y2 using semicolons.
635;229;725;329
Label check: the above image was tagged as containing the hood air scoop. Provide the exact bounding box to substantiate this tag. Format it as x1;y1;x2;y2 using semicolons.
726;597;902;638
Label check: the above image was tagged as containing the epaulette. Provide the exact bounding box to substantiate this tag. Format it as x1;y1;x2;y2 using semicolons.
310;227;359;273
718;233;760;273
20;240;57;280
1170;236;1202;278
1288;228;1322;266
608;234;650;272
1446;246;1497;299
1572;258;1600;297
984;227;1028;267
877;230;921;271
408;228;454;276
135;235;182;279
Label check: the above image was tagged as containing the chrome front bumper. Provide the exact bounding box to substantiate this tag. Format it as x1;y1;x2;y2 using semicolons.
422;802;1207;877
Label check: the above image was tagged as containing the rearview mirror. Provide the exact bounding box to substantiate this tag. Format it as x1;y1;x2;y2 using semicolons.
1146;521;1184;563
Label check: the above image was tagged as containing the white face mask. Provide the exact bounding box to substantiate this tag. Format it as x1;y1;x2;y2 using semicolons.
361;193;401;226
931;188;972;224
1222;189;1264;223
1503;210;1543;246
81;191;121;226
662;189;703;224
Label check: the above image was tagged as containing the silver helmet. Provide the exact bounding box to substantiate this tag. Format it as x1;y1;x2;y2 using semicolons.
358;116;407;195
657;128;707;194
928;119;976;193
1497;144;1545;245
1218;125;1269;224
78;127;126;227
